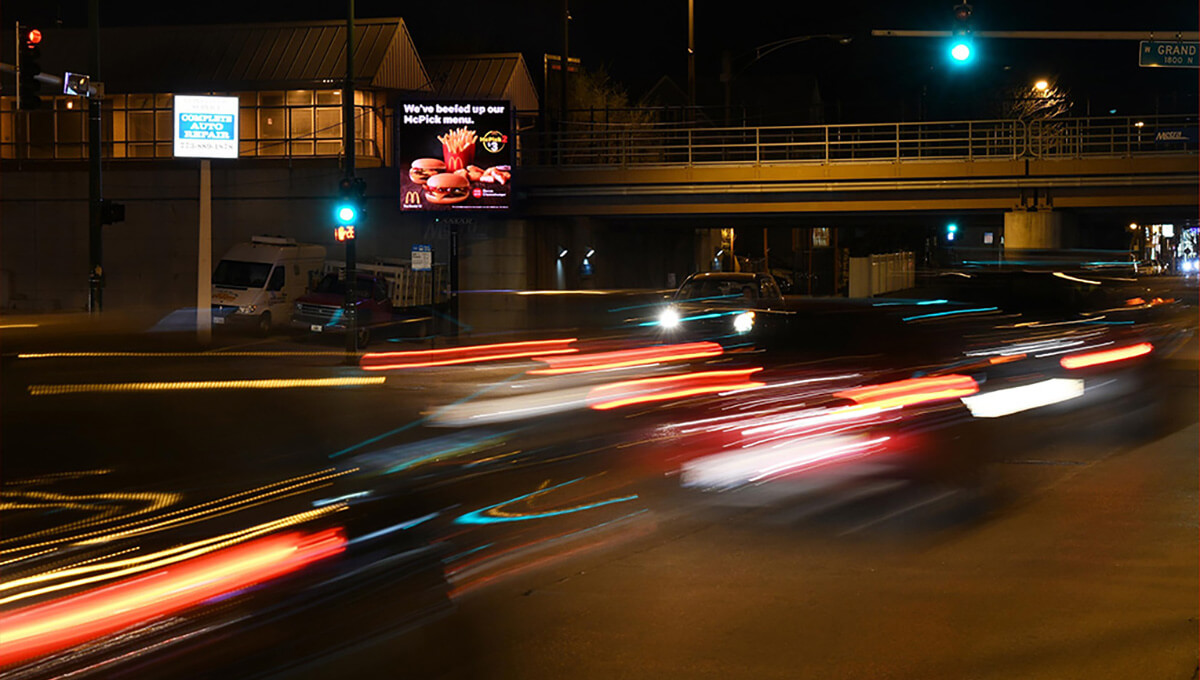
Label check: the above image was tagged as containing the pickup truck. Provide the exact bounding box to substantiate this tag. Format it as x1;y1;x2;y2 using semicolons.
291;272;395;347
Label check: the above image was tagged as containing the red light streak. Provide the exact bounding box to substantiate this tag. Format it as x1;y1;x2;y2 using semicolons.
0;528;345;668
834;374;978;410
360;338;578;370
1059;342;1153;369
528;341;723;375
588;368;764;411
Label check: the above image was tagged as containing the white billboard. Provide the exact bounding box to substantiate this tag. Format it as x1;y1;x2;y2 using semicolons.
173;95;239;159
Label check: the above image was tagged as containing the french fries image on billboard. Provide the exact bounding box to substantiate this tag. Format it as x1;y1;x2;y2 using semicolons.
438;127;476;171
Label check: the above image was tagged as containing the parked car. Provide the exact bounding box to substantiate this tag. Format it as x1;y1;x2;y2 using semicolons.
292;272;394;347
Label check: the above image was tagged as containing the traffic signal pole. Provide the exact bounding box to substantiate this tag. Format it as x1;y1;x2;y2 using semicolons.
871;29;1199;40
343;0;357;361
87;0;103;313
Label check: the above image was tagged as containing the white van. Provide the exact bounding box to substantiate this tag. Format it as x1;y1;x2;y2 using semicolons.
211;236;327;333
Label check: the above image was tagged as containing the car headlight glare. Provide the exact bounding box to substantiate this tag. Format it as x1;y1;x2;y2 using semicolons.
659;308;681;329
733;311;755;333
238;304;257;314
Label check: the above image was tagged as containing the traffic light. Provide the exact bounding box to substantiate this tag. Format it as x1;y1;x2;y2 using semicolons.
948;2;974;64
334;177;366;237
100;199;126;225
19;26;44;110
946;222;959;242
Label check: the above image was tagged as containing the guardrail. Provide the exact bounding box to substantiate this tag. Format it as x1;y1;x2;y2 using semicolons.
518;114;1198;167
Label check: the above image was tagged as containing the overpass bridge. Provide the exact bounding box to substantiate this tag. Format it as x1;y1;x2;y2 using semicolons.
518;114;1198;219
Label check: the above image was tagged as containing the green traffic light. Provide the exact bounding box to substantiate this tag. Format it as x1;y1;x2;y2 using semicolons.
950;41;972;63
336;204;357;225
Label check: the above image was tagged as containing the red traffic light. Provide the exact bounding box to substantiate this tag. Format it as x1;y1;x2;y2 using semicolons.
26;28;42;45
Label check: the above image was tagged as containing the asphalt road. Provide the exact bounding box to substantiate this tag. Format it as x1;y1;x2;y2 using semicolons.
1;314;1196;679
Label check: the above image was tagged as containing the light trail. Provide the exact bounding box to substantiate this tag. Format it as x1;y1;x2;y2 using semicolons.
28;377;385;396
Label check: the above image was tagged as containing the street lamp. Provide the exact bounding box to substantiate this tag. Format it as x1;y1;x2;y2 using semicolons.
1033;79;1049;92
721;33;853;124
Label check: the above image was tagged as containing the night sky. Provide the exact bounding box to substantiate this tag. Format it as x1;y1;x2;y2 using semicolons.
5;1;1197;119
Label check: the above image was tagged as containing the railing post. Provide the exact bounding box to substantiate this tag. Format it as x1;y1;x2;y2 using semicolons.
688;128;693;165
967;121;973;161
895;123;901;161
755;127;760;164
824;125;829;163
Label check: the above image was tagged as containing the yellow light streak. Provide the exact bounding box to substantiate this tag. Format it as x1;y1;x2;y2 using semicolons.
28;377;386;396
0;505;345;607
18;351;350;359
1;468;353;552
0;491;182;546
0;324;39;329
1052;271;1102;286
6;470;113;486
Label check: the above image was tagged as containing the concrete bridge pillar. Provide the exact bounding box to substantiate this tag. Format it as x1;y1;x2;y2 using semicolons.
1003;210;1075;250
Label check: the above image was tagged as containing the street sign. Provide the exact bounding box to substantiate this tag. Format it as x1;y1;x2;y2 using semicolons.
1139;41;1199;68
412;244;432;272
173;95;239;158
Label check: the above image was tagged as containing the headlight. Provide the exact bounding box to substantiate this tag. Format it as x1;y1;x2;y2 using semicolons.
238;304;257;314
733;311;755;334
659;308;681;329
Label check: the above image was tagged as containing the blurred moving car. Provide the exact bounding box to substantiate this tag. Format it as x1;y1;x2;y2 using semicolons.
655;272;788;343
658;270;1194;511
0;469;461;679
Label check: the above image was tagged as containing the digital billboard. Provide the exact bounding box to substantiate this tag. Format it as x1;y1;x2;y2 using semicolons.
399;101;512;211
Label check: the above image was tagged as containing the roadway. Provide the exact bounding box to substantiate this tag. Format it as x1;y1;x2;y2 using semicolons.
0;301;1196;679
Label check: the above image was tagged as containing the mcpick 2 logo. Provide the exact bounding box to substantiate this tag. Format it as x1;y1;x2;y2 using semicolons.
481;131;507;153
403;190;423;208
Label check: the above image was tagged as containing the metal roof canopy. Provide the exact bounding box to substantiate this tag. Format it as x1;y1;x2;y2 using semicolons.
422;53;540;112
17;18;432;94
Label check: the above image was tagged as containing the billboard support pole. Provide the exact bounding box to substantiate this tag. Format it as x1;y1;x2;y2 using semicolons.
197;160;212;343
450;222;459;339
343;0;358;362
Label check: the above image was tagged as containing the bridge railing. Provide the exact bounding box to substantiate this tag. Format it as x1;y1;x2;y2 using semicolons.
519;114;1197;167
1030;114;1198;158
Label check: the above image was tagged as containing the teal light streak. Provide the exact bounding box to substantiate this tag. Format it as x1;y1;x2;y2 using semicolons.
902;306;998;322
455;477;639;525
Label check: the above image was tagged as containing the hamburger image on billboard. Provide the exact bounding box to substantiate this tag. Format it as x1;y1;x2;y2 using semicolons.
400;100;513;211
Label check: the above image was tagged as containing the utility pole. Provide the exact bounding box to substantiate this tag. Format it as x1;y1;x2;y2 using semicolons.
559;0;570;164
343;0;358;361
87;0;103;313
687;0;695;109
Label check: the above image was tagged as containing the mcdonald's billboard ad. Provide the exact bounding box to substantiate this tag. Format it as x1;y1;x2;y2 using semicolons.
399;100;513;211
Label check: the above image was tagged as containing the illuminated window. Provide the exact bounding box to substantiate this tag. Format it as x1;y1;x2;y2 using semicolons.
0;88;380;161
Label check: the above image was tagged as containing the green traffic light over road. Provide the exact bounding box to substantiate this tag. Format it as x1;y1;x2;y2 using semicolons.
950;41;972;62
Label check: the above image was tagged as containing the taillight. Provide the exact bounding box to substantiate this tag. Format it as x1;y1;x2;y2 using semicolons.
834;374;978;410
1059;342;1153;370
